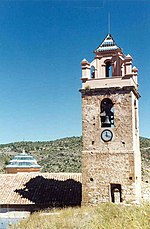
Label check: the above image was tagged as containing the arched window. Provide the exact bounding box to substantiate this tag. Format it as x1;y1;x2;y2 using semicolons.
134;100;137;130
91;66;95;79
100;98;114;128
106;61;112;78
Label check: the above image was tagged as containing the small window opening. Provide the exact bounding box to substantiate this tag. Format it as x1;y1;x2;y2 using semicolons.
91;66;95;79
106;61;112;78
90;178;93;181
92;141;94;145
134;100;137;130
111;184;122;203
100;98;114;128
129;177;132;180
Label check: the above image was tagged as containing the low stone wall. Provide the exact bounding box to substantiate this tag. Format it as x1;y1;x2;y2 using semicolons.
0;211;30;229
141;181;150;202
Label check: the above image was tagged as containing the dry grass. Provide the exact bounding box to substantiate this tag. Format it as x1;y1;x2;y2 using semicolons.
10;203;150;229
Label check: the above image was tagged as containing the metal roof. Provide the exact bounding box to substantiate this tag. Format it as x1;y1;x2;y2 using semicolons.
94;33;121;52
6;151;41;168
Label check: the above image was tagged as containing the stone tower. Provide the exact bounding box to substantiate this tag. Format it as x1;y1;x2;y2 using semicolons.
80;34;141;204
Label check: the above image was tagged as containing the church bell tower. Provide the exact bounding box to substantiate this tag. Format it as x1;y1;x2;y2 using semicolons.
80;34;141;204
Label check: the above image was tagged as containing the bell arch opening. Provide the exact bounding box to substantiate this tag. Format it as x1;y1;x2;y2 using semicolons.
106;61;112;78
100;98;114;128
91;66;95;79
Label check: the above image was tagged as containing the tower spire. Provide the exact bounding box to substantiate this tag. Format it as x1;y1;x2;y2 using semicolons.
108;12;110;34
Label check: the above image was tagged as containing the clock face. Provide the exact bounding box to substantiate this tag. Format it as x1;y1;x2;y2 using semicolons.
101;129;113;142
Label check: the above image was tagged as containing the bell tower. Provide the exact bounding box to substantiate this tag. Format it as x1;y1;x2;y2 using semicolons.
80;34;141;204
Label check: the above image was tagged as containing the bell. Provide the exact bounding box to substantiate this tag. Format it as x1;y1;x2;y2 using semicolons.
100;111;106;117
103;116;111;127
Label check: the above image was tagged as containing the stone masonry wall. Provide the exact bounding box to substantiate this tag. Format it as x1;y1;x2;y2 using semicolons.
81;87;141;204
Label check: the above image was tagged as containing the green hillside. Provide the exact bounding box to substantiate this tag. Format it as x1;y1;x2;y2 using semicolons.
0;137;82;173
0;136;149;181
140;137;150;182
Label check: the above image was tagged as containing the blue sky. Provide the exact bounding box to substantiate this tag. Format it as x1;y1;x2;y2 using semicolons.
0;0;149;143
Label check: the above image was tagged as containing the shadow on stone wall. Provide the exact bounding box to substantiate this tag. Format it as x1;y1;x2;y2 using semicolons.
15;176;82;208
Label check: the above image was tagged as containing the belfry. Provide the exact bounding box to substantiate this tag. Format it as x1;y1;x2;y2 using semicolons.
80;34;141;204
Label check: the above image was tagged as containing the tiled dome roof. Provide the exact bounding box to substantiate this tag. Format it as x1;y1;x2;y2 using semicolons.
95;33;121;52
6;150;41;168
